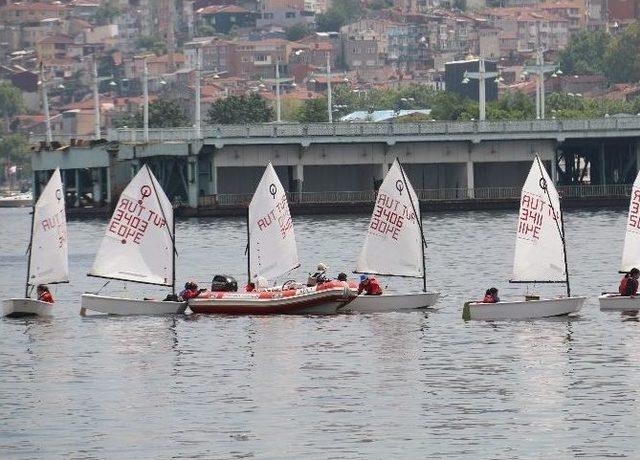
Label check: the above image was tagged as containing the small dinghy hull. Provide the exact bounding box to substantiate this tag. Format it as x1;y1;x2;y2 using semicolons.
344;291;440;313
463;296;586;321
80;294;187;316
3;298;53;317
189;283;356;315
598;293;640;311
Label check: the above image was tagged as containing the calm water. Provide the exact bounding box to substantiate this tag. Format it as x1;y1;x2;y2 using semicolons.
1;206;639;459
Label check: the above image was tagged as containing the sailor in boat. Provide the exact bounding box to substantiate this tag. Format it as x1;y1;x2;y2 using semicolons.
337;273;348;282
357;275;382;296
245;282;256;292
180;282;205;300
307;263;329;286
482;287;500;303
619;268;640;296
37;284;54;303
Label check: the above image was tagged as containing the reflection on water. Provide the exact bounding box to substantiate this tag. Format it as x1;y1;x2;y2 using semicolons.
1;207;640;458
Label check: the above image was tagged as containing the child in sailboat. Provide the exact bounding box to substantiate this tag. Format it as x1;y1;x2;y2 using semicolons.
37;285;54;303
483;288;500;303
180;282;205;300
358;275;382;295
619;268;640;296
307;263;329;286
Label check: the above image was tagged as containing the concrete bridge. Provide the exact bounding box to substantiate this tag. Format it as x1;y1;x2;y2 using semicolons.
31;117;640;213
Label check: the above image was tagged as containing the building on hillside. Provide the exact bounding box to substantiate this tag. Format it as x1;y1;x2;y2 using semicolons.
342;37;379;71
0;2;67;25
36;34;81;61
230;38;292;79
184;37;234;74
197;5;256;34
256;0;314;29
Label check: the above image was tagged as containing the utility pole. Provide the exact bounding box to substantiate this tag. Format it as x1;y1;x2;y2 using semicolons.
195;47;201;138
143;57;149;143
462;58;498;122
326;52;332;123
275;61;281;123
524;48;557;119
92;56;101;139
40;62;53;146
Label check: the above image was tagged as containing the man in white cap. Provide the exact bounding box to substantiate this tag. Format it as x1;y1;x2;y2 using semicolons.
307;262;329;286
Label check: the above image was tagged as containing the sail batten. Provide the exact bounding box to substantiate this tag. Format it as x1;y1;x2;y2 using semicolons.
356;159;424;278
28;168;69;286
620;171;640;272
89;165;174;286
248;163;299;281
512;156;566;282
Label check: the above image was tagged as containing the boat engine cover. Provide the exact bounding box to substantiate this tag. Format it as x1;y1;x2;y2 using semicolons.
211;275;238;292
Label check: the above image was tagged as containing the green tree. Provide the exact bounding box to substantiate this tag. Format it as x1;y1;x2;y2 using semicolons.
0;133;30;182
207;94;273;124
295;97;329;122
114;100;190;128
559;29;610;76
94;1;121;25
368;0;393;9
604;22;640;84
316;0;363;31
0;81;24;133
135;35;166;55
486;91;536;120
285;23;311;41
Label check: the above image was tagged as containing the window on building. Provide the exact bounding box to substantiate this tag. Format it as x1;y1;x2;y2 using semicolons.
285;12;296;18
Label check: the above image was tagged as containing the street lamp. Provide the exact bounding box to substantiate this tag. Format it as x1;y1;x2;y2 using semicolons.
523;48;557;119
461;58;498;121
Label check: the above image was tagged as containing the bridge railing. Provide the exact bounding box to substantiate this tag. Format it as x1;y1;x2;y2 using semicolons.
109;117;640;143
198;184;631;207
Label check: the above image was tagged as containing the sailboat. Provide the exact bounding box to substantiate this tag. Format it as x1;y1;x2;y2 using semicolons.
345;158;439;313
189;163;356;315
3;169;68;317
599;170;640;311
80;164;186;315
463;155;586;321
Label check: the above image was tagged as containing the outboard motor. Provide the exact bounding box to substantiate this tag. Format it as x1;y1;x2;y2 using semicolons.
211;275;238;292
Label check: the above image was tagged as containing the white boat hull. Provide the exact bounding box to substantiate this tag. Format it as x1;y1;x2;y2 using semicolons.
599;293;640;311
463;296;586;321
3;298;53;317
80;294;187;316
342;291;440;313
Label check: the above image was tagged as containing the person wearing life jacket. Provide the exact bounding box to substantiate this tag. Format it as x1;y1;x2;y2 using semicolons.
245;282;256;292
483;287;500;303
307;263;329;286
180;281;204;300
37;284;54;303
619;268;640;296
358;274;382;295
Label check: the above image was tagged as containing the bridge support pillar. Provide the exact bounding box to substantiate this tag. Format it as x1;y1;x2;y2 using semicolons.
187;155;199;208
635;140;640;177
466;160;474;198
600;141;606;185
75;169;80;207
551;148;558;184
374;162;388;189
293;163;304;200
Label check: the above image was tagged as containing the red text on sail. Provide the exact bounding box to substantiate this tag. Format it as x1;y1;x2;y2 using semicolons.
369;192;416;241
107;195;167;244
627;188;640;231
41;208;66;248
517;193;558;241
256;194;293;239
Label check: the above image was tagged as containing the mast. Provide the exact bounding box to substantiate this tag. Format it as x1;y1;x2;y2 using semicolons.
24;203;36;298
397;158;427;292
534;155;570;296
246;206;251;283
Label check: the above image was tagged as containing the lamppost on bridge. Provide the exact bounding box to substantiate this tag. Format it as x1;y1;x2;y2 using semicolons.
39;62;53;146
462;58;500;122
262;61;294;123
523;48;557;120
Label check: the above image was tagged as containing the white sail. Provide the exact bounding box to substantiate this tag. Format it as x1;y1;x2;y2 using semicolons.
512;155;566;282
89;164;174;286
356;159;424;278
28;168;69;286
249;163;299;281
620;170;640;272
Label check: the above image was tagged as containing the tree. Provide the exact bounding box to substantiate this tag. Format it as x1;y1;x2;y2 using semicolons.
316;0;362;32
285;23;311;41
207;94;273;124
0;81;24;133
295;98;329;122
369;0;393;9
559;29;610;76
0;133;30;182
114;100;190;128
453;0;467;10
94;1;121;26
604;22;640;84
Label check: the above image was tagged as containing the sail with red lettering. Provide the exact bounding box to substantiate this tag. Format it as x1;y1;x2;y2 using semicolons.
28;168;69;286
620;170;640;272
512;155;566;282
248;163;299;281
355;159;424;278
89;164;174;286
